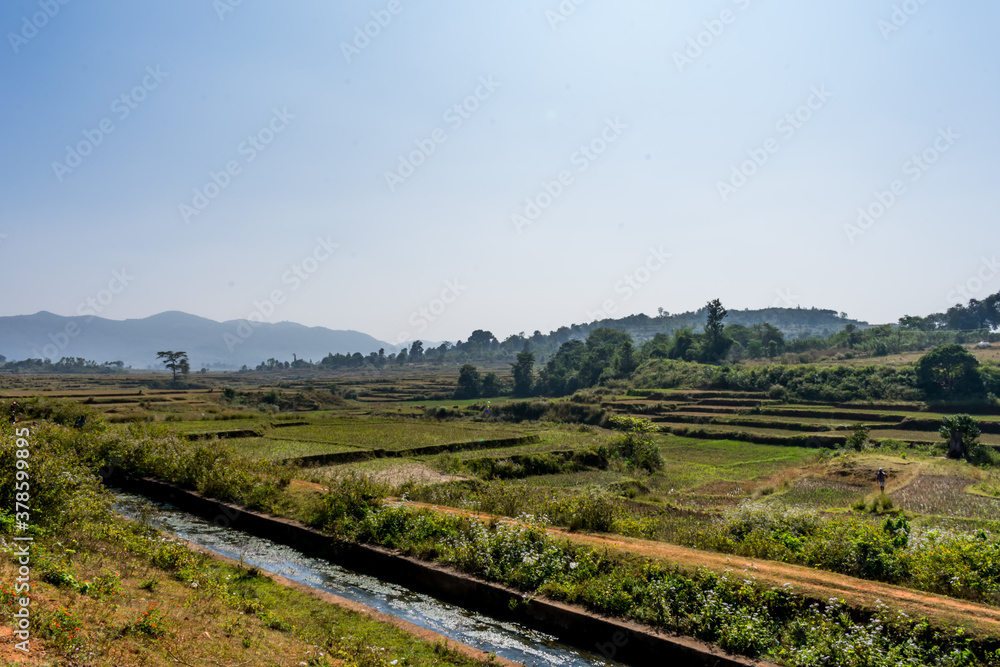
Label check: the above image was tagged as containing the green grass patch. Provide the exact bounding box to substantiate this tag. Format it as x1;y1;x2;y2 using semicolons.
521;469;631;488
269;419;522;450
658;436;816;467
225;437;363;460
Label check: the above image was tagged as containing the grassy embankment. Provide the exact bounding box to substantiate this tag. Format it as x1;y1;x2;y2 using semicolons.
0;418;505;667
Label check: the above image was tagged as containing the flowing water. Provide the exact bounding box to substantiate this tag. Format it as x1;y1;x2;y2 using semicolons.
114;492;624;667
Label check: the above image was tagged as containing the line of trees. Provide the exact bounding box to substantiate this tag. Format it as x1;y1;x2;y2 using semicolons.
247;291;1000;376
452;301;774;399
454;328;639;399
238;303;861;373
899;292;1000;332
246;316;999;375
452;303;1000;403
0;357;126;373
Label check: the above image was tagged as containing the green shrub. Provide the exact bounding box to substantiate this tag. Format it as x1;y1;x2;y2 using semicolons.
465;449;607;480
311;496;995;666
566;489;618;532
846;423;871;451
308;473;388;532
721;502;821;541
608;415;663;471
768;385;788;401
123;603;167;638
632;359;924;402
702;502;911;583
63;420;291;512
493;400;548;422
87;571;125;599
542;401;607;425
18;396;98;427
0;422;110;532
40;607;84;649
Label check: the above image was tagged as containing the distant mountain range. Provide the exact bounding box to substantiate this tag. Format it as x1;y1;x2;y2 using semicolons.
0;311;393;369
0;306;869;370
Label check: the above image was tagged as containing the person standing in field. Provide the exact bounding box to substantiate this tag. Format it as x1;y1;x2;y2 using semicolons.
876;467;888;493
9;401;18;424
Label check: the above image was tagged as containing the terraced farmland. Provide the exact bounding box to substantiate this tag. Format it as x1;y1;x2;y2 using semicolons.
8;367;1000;667
606;389;1000;451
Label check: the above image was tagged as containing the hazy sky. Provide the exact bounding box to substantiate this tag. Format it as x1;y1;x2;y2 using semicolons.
2;0;998;346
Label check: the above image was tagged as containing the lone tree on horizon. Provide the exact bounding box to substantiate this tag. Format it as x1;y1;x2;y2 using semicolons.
156;350;190;382
702;298;732;363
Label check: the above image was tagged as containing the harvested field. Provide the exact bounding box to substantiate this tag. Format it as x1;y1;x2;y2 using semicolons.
892;474;1000;521
773;476;870;508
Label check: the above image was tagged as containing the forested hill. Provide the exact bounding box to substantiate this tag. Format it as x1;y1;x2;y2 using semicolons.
0;306;868;372
571;307;868;344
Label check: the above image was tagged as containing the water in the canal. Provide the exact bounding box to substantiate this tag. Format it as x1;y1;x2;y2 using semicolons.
114;493;625;667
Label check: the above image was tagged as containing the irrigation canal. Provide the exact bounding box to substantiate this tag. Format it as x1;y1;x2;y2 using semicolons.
113;491;623;667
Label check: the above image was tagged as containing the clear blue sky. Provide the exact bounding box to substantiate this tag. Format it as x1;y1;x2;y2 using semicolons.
2;0;998;345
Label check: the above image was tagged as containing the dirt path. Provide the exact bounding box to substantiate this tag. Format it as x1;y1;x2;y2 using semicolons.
400;501;1000;637
289;479;1000;636
290;478;327;492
